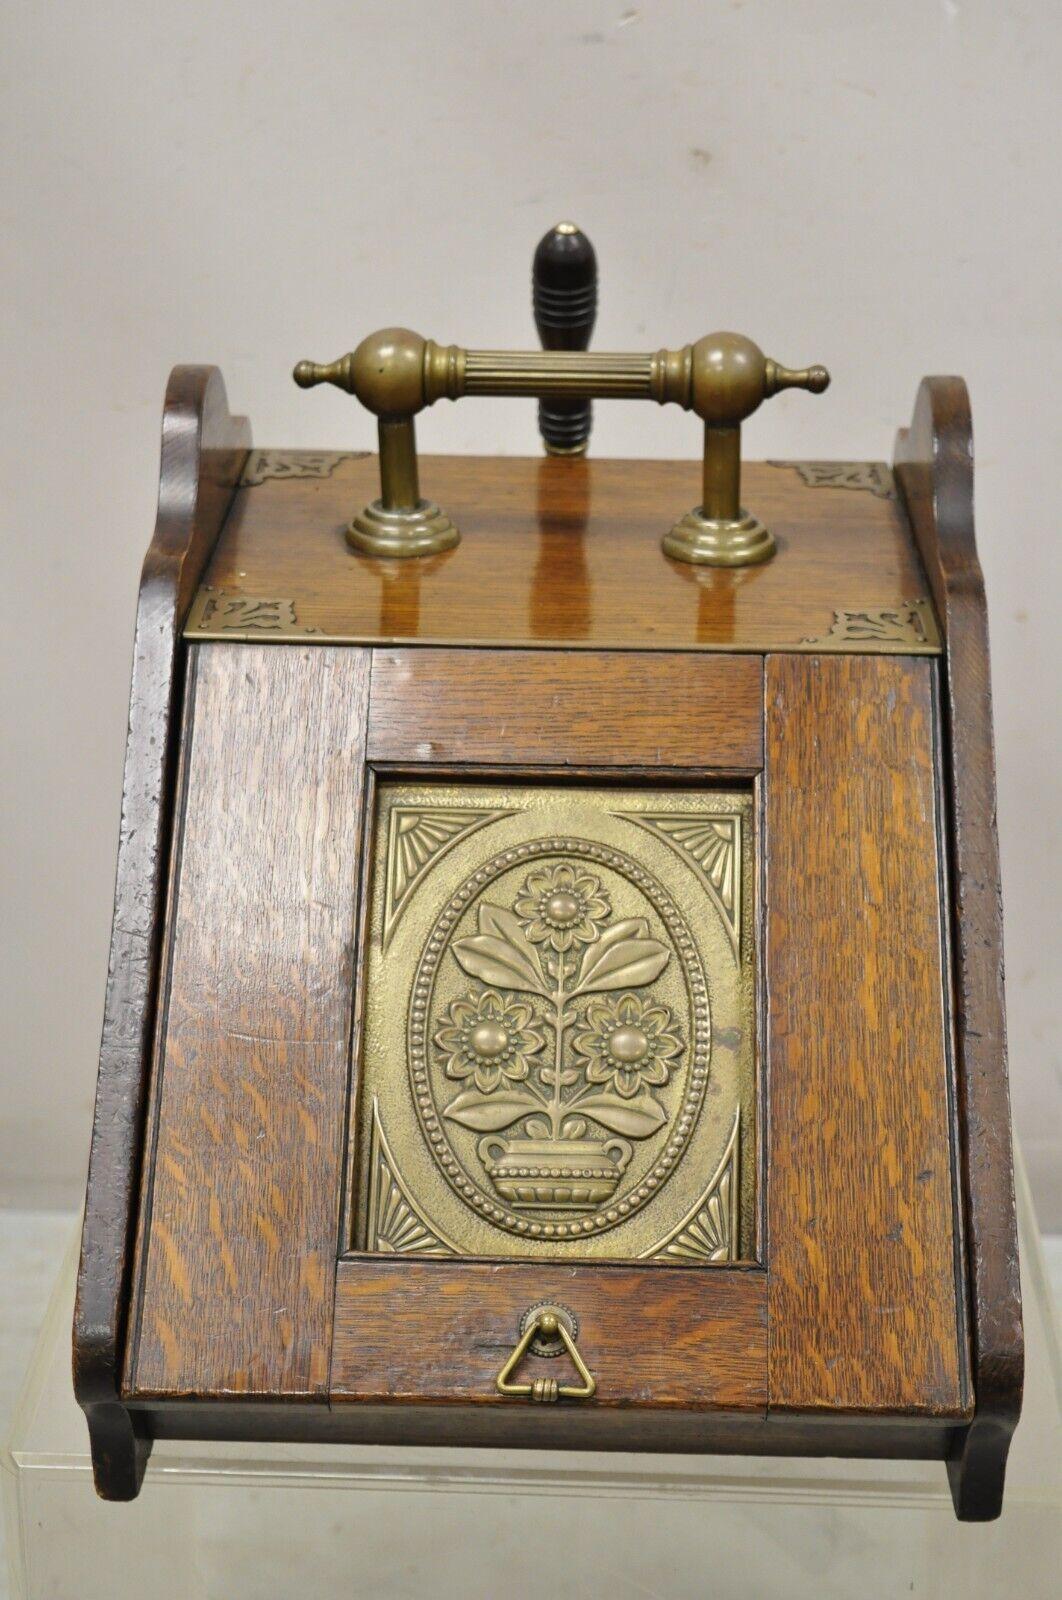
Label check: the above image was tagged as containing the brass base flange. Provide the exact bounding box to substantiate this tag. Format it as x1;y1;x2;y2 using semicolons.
662;508;776;568
347;499;460;559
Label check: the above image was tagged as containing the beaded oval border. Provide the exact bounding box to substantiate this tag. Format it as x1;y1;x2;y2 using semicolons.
408;836;712;1240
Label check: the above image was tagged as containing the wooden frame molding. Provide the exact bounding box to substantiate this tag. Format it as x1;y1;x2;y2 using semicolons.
127;644;371;1402
894;378;1023;1520
73;369;250;1499
366;648;763;770
331;1260;767;1416
764;653;968;1421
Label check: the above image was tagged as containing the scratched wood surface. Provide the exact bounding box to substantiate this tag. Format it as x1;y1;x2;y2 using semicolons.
192;454;938;653
764;653;968;1417
367;648;763;770
331;1261;766;1411
126;643;369;1398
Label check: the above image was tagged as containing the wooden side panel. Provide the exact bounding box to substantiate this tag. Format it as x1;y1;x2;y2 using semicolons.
367;649;763;770
765;654;966;1416
128;643;369;1398
895;378;1022;1519
331;1261;766;1412
74;367;249;1500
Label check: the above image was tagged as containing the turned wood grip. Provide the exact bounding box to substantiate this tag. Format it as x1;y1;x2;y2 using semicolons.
532;223;598;455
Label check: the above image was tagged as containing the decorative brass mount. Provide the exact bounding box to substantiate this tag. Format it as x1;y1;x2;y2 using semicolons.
355;781;755;1262
293;330;829;564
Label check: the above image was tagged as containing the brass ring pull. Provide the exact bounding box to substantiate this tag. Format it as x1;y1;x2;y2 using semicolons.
495;1308;596;1403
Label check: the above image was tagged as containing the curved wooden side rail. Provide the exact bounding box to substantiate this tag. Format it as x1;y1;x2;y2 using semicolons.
73;368;250;1499
894;378;1023;1521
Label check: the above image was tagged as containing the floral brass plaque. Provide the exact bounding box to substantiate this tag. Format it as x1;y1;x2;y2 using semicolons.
352;784;756;1262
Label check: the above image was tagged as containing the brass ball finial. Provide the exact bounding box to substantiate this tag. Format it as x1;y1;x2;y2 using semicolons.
685;336;831;425
689;333;768;424
539;1311;560;1336
350;328;428;417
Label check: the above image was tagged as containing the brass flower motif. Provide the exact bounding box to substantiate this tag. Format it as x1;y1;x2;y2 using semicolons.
572;994;683;1099
514;864;611;953
434;989;545;1094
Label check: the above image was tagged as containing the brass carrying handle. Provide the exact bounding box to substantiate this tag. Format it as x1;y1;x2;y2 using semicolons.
293;328;829;565
495;1309;597;1403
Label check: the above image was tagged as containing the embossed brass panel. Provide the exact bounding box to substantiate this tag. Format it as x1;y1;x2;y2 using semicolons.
352;783;756;1262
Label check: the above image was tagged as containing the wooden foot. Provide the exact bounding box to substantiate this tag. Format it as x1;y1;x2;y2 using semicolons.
948;1416;1014;1522
86;1402;152;1501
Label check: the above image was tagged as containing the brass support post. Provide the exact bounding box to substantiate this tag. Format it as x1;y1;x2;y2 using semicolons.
378;417;420;511
662;418;774;568
703;425;741;522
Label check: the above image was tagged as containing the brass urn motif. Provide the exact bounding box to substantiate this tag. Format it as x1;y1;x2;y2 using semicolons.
354;783;755;1262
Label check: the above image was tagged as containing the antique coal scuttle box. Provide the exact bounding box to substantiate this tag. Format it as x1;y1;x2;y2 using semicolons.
75;227;1022;1520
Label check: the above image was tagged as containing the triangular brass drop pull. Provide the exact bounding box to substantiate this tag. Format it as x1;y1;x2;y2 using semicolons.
495;1305;596;1402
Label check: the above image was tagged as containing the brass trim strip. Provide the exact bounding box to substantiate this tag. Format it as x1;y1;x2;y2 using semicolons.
184;588;942;655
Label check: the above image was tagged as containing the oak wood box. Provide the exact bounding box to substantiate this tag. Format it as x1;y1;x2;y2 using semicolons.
74;370;1022;1520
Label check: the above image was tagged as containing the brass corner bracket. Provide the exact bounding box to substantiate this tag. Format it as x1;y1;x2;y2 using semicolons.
294;329;828;564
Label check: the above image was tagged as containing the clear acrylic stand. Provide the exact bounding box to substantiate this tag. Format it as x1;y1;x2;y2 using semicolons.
4;1151;1059;1600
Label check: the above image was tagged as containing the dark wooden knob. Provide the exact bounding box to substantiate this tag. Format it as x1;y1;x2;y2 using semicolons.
532;222;598;455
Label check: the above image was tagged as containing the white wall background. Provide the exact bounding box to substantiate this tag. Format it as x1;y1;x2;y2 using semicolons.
2;0;1059;1222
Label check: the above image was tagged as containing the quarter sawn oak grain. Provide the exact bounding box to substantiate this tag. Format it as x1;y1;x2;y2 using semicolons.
127;644;369;1400
332;1260;766;1413
764;653;968;1418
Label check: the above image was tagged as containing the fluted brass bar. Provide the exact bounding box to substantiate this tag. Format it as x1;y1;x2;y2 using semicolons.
463;349;657;400
378;417;420;511
702;424;742;522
